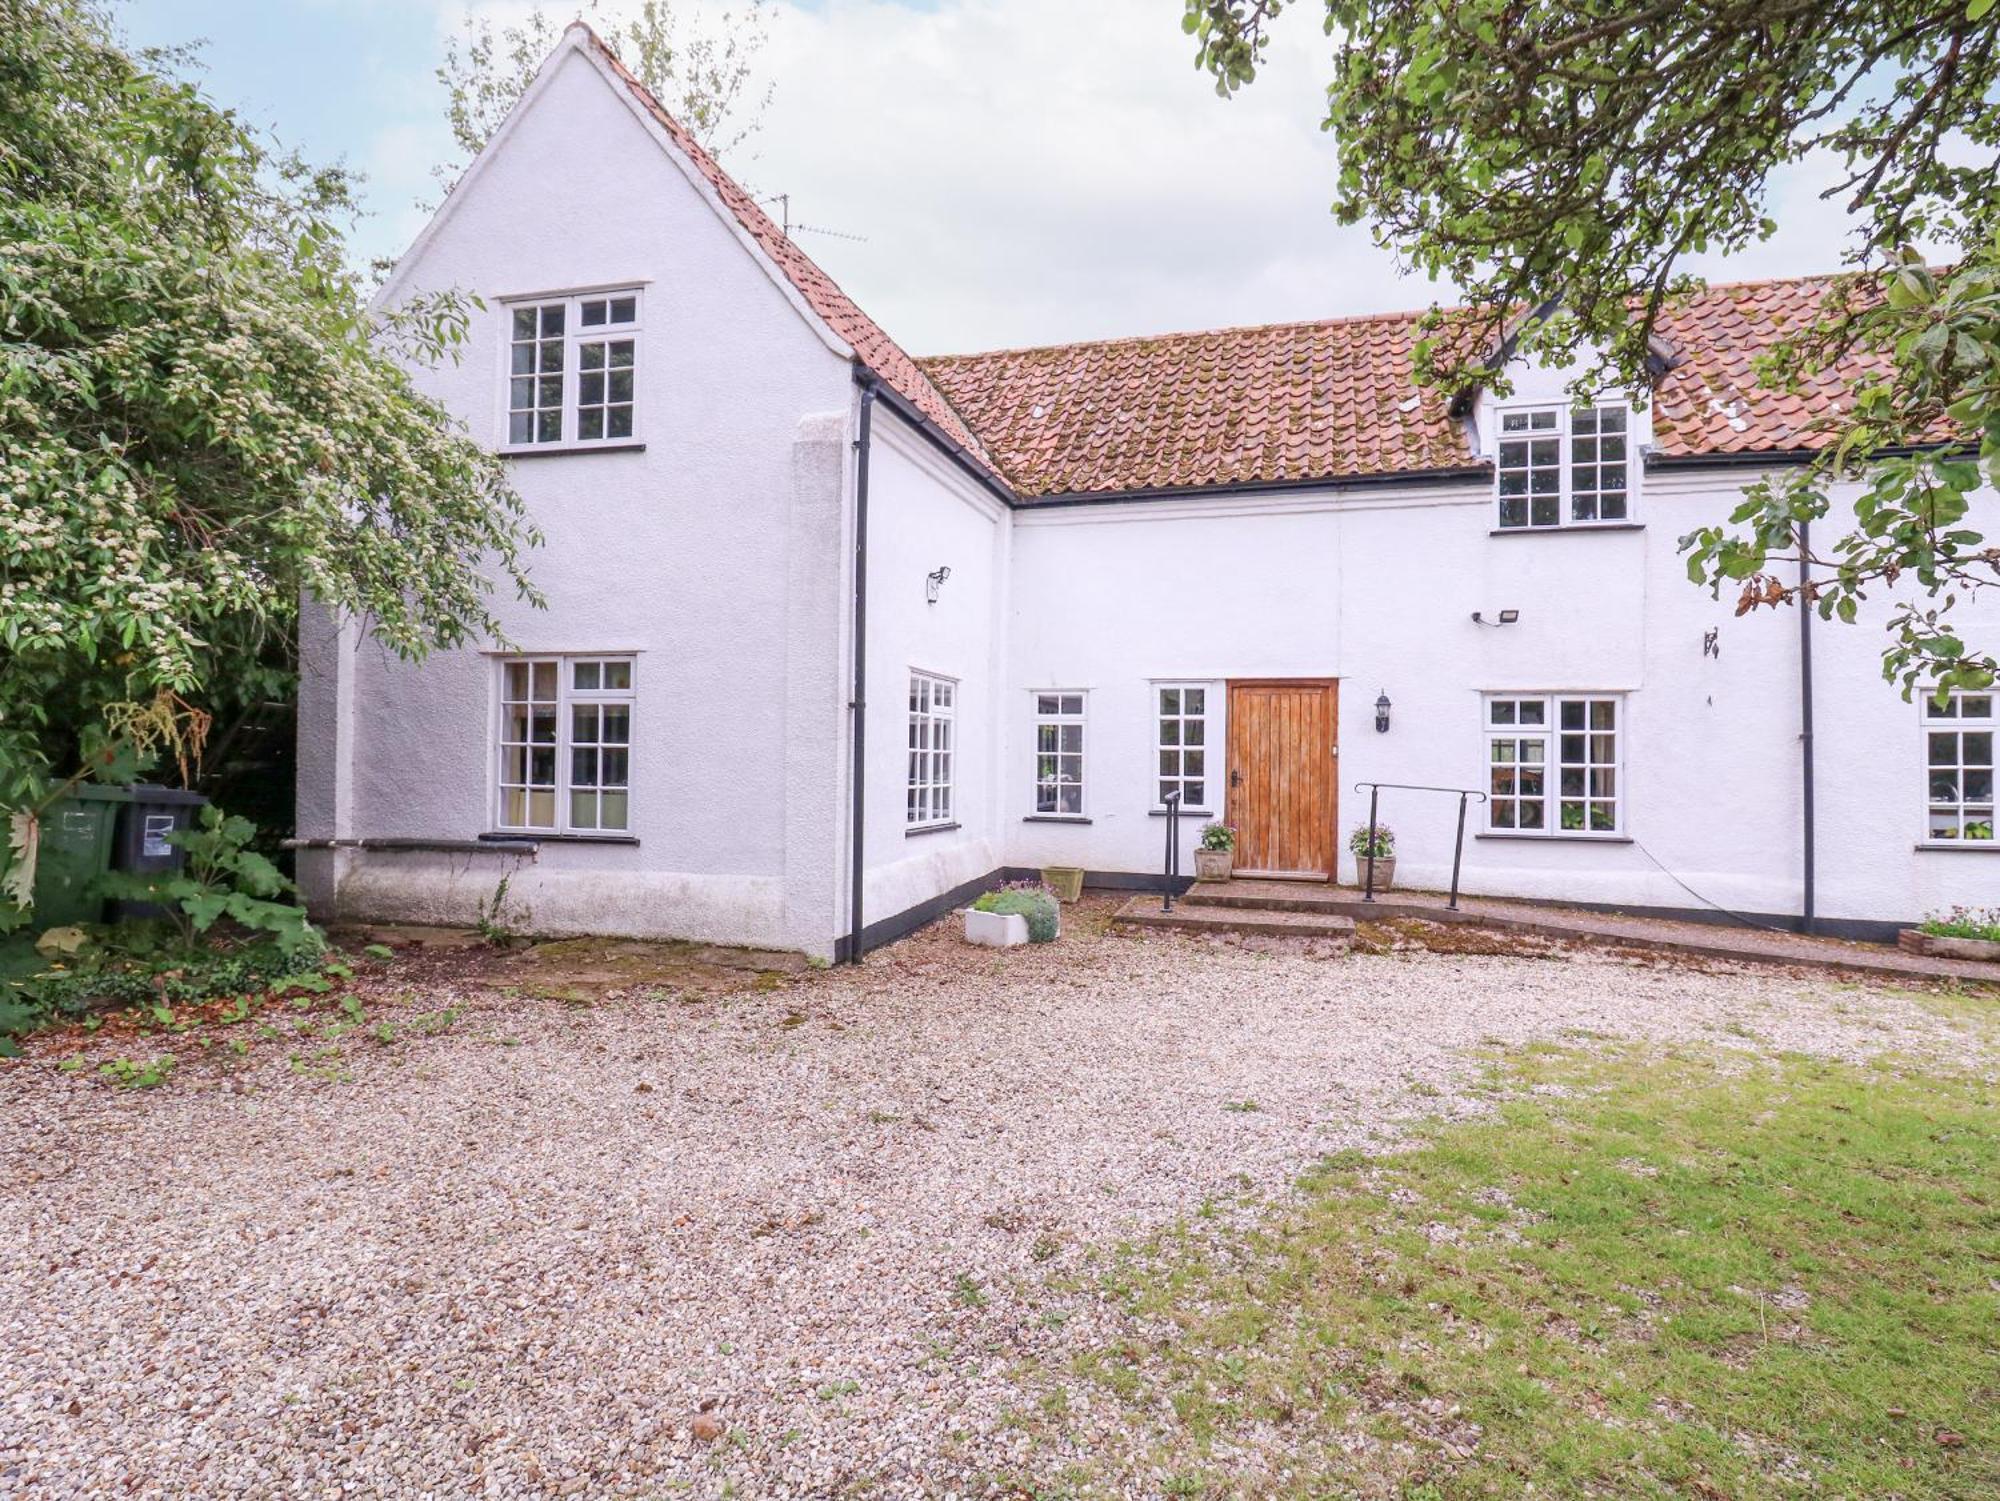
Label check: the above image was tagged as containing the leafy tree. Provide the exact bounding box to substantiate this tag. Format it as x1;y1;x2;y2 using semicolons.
1185;1;2000;696
434;0;773;198
0;0;542;915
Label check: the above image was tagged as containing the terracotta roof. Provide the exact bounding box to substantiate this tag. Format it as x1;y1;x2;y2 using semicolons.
578;26;1000;477
921;312;1474;499
921;277;1894;500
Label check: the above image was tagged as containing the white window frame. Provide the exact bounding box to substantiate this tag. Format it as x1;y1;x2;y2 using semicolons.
1493;402;1635;530
1155;683;1212;812
1031;692;1087;817
1484;693;1623;836
494;655;636;835
500;288;643;451
907;670;957;830
1922;690;1995;843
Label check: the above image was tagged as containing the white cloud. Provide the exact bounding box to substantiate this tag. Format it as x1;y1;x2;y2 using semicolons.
379;0;1875;355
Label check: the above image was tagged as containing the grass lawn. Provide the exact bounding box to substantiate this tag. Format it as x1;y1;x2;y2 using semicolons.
1040;1042;1999;1499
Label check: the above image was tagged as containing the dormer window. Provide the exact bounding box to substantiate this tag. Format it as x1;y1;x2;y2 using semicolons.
1495;404;1631;529
505;289;641;448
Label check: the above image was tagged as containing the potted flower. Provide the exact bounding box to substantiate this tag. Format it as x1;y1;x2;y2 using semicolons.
1898;905;2000;963
1194;823;1236;882
1349;823;1396;890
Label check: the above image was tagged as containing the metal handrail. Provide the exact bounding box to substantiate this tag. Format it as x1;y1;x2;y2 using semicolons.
1160;790;1182;911
1352;781;1489;908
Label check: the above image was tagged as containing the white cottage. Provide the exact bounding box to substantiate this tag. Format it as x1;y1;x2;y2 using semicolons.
295;25;1997;958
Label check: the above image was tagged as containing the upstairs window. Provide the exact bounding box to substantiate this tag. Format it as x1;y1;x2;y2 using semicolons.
1924;692;1994;842
1033;693;1086;816
505;290;641;448
1496;405;1631;528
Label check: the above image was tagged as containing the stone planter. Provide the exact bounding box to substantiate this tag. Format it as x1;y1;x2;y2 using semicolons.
1356;854;1396;891
1193;847;1234;882
964;908;1030;947
1898;928;2000;962
1042;866;1085;903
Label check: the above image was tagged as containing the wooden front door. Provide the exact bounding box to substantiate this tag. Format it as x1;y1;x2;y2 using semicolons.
1226;680;1338;878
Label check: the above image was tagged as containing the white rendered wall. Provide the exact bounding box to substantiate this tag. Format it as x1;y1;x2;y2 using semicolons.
302;46;855;953
855;411;1011;932
1003;465;1999;929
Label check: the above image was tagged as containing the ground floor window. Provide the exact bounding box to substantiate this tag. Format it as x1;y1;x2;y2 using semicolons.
1486;694;1621;834
1925;691;1994;841
496;656;633;833
1156;684;1209;809
908;671;956;828
1033;692;1086;815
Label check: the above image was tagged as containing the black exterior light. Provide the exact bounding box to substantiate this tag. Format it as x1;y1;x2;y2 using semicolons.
925;565;951;604
1375;692;1392;733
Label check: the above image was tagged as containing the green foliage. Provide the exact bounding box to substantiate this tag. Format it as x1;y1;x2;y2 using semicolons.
1346;821;1394;858
1197;821;1236;852
1185;1;2000;697
434;0;772;199
973;887;1061;943
0;0;542;911
97;806;322;959
97;1054;175;1089
1919;904;2000;940
1046;1044;2000;1496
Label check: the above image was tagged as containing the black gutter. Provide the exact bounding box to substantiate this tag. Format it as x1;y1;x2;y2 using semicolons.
863;370;1019;508
1798;521;1816;935
1647;439;1974;472
846;377;877;964
1018;464;1492;510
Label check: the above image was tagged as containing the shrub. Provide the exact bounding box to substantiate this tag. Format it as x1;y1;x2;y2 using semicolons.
973;887;1060;943
1198;822;1236;852
1348;823;1396;859
1918;905;2000;942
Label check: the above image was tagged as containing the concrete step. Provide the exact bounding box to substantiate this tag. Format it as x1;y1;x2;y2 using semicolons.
1112;895;1355;943
1181;880;1463;920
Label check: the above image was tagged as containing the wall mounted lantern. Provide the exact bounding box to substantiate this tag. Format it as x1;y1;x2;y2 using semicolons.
925;565;951;604
1375;692;1392;733
1470;609;1521;627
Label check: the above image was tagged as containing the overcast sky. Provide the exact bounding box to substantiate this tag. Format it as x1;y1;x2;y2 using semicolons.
119;0;1866;356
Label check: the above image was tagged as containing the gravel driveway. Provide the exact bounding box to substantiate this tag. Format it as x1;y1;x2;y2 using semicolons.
1;900;1988;1498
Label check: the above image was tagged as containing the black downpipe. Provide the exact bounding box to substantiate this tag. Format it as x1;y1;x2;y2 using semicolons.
846;378;877;963
1798;521;1816;935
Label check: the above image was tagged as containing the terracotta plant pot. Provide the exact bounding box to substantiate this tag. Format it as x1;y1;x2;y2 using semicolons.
1193;847;1233;882
1356;854;1396;891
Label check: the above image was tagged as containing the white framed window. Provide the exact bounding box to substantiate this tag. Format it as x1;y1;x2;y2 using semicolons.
1156;684;1210;810
1924;691;1995;842
908;671;956;828
1495;404;1632;528
1486;694;1621;835
496;655;634;834
1033;692;1086;815
504;290;641;448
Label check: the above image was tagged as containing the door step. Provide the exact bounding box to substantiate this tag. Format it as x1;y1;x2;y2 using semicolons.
1112;895;1355;944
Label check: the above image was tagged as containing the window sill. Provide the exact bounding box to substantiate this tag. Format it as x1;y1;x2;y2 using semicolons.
479;831;640;845
1149;808;1215;819
1475;831;1632;844
500;442;647;460
1023;815;1093;824
1489;522;1644;537
1914;841;1999;853
905;821;960;838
